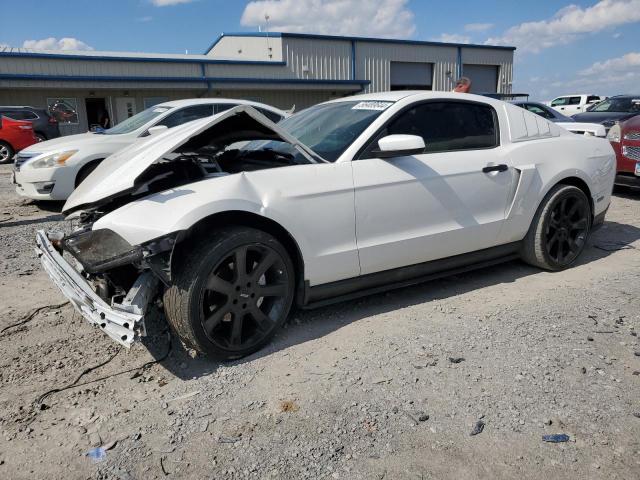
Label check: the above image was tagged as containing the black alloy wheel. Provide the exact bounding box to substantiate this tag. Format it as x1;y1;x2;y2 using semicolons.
521;184;592;271
199;243;290;352
544;193;590;265
164;226;295;360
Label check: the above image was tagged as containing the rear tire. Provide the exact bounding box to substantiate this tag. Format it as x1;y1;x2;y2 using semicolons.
521;184;591;271
163;227;295;360
0;141;14;164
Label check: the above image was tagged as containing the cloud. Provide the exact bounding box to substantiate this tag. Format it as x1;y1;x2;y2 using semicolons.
431;33;471;44
137;16;153;22
612;32;621;38
241;0;415;38
527;52;640;99
579;51;640;75
22;37;93;51
151;0;195;5
464;23;493;32
486;0;640;53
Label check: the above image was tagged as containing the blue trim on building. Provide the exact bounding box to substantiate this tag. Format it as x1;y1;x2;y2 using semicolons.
205;31;516;54
456;46;462;79
0;50;285;66
0;73;369;87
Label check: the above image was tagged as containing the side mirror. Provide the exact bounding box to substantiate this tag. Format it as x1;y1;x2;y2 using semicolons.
374;134;425;158
147;125;168;136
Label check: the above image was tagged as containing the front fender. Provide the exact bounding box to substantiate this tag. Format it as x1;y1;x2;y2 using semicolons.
92;173;315;266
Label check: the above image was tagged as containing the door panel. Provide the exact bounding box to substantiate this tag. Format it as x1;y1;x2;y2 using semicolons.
353;150;514;275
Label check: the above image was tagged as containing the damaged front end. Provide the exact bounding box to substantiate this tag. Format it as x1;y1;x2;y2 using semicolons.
35;226;176;346
36;105;322;347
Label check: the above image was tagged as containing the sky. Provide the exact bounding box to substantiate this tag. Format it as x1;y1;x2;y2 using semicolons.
0;0;638;101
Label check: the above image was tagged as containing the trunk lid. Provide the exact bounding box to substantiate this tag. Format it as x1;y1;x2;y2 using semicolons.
63;105;321;214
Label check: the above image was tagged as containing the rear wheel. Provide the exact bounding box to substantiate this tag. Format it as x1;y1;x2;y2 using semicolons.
521;184;591;270
0;141;14;164
163;227;295;360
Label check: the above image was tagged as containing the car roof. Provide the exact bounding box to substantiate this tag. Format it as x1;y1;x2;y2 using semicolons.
154;98;284;112
0;105;42;110
322;90;504;107
552;94;596;97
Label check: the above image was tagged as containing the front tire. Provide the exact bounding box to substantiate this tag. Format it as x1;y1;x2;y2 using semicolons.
521;184;591;270
0;141;14;164
163;227;295;360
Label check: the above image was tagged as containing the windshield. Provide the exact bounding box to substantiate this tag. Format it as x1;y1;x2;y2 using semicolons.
239;101;392;162
102;106;172;135
590;97;640;113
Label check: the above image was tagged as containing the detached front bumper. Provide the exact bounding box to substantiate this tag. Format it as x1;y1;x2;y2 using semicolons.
35;230;156;347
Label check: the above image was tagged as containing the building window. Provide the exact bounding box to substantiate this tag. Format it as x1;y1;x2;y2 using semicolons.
47;98;79;125
390;62;433;91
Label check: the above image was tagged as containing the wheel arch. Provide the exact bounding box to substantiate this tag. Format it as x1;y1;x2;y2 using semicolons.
74;158;104;187
172;210;306;302
555;176;594;221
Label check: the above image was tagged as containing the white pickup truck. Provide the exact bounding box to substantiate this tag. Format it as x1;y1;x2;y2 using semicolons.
547;94;604;116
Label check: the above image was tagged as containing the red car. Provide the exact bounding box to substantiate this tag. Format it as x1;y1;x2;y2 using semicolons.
609;115;640;188
0;116;38;164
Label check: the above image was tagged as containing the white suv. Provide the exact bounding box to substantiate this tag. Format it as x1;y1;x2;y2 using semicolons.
547;94;604;116
13;99;286;201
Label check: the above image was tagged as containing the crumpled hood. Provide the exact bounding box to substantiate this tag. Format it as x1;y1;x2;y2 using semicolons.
63;105;319;214
21;132;114;154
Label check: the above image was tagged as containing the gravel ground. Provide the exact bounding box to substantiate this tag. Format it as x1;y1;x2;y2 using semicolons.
0;163;639;480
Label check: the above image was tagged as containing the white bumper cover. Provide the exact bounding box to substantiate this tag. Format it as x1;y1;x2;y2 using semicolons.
35;230;155;347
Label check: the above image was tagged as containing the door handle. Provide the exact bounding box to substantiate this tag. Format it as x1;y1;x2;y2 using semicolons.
482;164;508;173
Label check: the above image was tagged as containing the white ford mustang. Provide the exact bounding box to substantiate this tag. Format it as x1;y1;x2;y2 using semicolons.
36;91;616;360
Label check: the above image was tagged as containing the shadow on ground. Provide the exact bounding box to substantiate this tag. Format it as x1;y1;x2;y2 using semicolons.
1;214;64;228
153;218;640;381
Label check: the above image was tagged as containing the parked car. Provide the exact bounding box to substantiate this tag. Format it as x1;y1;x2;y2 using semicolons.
572;95;640;130
548;94;604;116
13;98;287;201
0;116;38;163
0;106;60;141
35;92;615;360
512;101;606;137
513;101;574;122
607;115;640;188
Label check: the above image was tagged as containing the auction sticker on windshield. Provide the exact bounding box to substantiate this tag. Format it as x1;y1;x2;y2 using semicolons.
352;101;394;111
635;161;640;176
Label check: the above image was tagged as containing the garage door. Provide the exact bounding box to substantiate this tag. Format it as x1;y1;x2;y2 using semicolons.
462;64;498;93
390;62;433;90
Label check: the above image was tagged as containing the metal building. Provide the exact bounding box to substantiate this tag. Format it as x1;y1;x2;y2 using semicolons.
0;32;514;135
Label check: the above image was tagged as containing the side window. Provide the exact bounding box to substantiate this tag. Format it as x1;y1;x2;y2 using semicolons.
156;104;214;128
525;104;554;119
255;107;284;123
551;97;568;107
361;101;498;158
587;96;600;103
0;110;36;120
568;96;582;105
